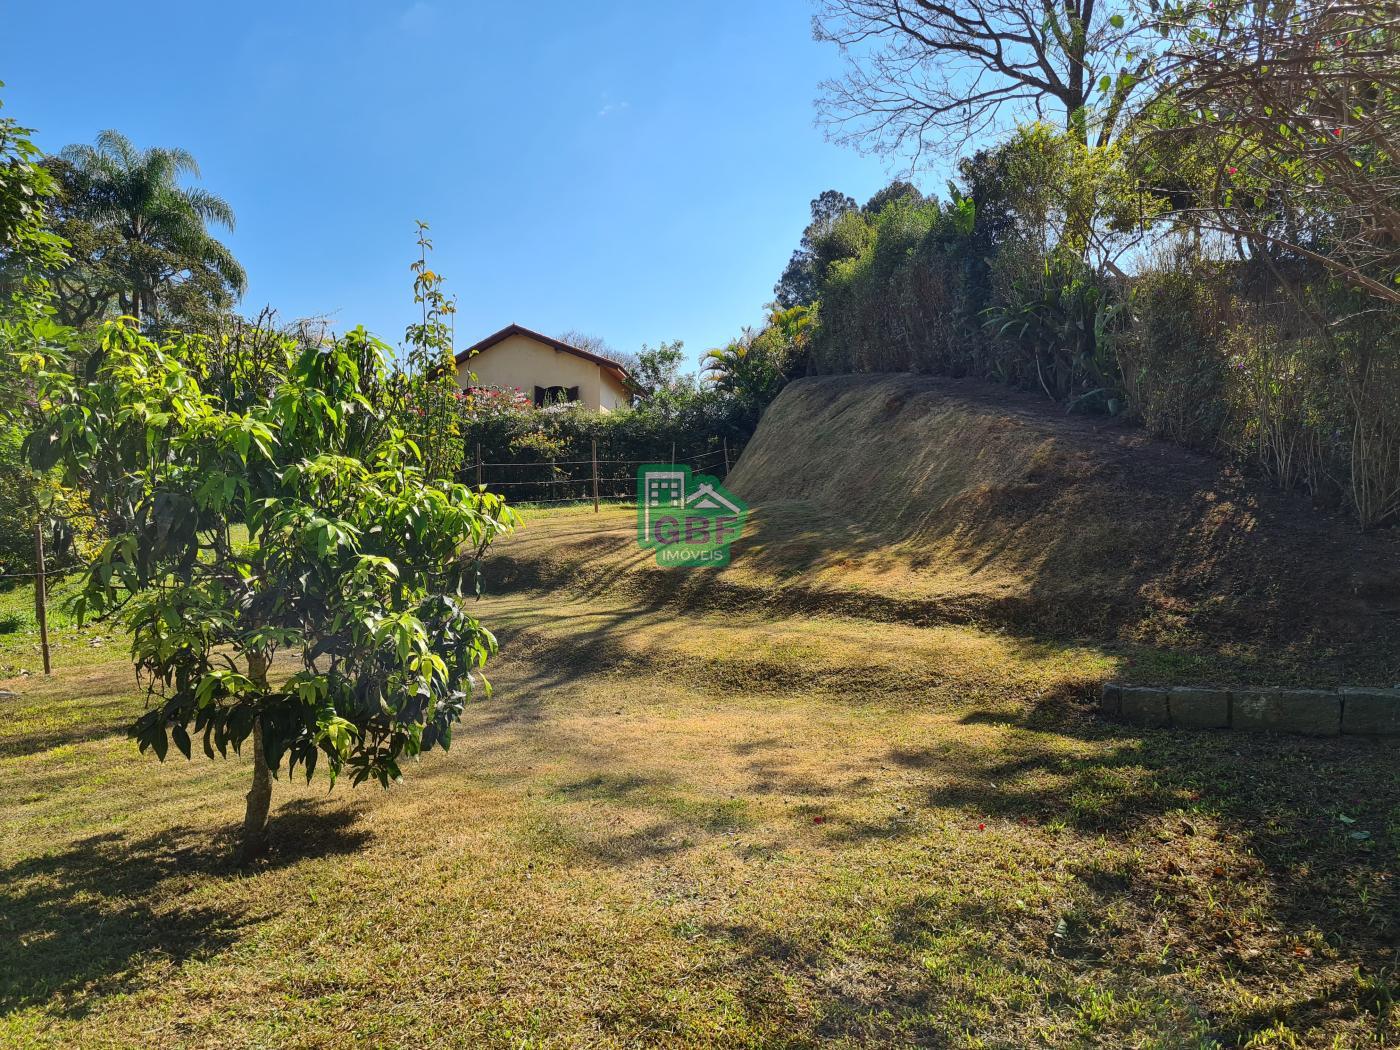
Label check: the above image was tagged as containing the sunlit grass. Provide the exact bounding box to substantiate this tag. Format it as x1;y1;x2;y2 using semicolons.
0;508;1396;1047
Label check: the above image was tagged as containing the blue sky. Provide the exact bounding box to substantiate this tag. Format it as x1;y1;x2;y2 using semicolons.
1;1;923;368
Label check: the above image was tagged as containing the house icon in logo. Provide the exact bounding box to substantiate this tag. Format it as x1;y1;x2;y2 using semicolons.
685;482;743;515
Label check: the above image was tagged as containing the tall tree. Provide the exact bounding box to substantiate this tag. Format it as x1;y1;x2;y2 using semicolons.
0;96;64;293
814;0;1153;161
51;130;245;328
773;189;858;308
630;340;695;402
862;180;924;215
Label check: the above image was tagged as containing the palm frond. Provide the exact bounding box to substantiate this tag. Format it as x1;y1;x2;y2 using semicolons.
141;145;200;188
59;142;120;184
160;145;201;180
93;129;137;168
58;142;100;167
181;187;236;231
201;239;247;295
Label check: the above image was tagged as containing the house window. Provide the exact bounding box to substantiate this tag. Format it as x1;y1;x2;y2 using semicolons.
533;385;580;407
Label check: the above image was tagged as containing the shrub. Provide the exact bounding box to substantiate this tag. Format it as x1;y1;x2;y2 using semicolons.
810;194;980;376
0;423;103;585
27;319;518;859
1220;320;1333;498
1219;298;1400;528
1338;332;1400;529
984;254;1124;409
1119;256;1232;448
703;305;814;411
464;390;752;504
793;140;1400;529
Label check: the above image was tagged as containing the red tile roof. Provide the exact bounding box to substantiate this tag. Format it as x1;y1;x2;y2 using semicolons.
455;323;630;379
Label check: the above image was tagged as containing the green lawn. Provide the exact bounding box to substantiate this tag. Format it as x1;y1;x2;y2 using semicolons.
1;513;1397;1047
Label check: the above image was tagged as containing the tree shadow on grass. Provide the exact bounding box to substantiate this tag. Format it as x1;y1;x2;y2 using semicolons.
0;719;131;760
0;691;136;760
666;694;1398;1043
570;627;1385;1039
541;772;756;865
886;706;1400;1042
934;702;1398;851
0;798;369;1019
692;910;1058;1046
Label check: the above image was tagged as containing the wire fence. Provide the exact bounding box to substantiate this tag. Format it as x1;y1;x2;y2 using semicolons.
478;450;727;469
0;563;84;583
467;441;732;506
1;437;737;677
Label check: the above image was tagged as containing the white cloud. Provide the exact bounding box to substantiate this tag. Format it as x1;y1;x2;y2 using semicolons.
597;100;631;118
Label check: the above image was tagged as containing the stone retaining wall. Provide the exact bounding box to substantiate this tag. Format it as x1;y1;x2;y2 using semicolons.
1100;684;1400;737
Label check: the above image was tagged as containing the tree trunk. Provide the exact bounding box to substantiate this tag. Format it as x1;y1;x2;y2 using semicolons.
239;652;273;862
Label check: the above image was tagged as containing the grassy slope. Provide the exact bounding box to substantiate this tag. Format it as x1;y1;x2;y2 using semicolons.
720;374;1400;683
2;566;1398;1047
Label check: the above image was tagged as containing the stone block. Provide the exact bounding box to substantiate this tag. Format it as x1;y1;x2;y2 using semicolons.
1341;688;1400;736
1119;687;1169;728
1168;687;1230;729
1232;689;1340;736
1100;682;1122;716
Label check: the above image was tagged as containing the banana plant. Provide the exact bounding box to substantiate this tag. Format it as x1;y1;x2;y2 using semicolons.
983;257;1123;408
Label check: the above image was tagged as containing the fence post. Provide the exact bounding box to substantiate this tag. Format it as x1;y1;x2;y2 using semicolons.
475;443;483;488
723;437;731;476
34;521;51;676
591;439;600;513
670;441;675;467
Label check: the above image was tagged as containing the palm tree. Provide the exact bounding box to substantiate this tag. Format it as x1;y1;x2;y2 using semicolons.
701;331;757;396
703;306;814;405
58;130;245;326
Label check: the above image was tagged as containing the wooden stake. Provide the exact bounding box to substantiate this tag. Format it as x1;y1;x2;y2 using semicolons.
34;521;51;676
591;439;600;513
670;441;676;467
723;437;731;475
475;442;483;487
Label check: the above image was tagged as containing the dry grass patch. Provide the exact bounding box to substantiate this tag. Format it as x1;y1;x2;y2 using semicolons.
1;583;1396;1047
492;376;1400;684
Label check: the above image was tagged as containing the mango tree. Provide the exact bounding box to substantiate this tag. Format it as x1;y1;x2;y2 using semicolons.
24;319;516;860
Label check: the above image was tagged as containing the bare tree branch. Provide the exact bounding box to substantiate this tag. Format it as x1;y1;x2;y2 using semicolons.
814;0;1155;162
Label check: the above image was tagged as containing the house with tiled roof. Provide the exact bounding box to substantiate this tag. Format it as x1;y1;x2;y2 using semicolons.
455;324;632;411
